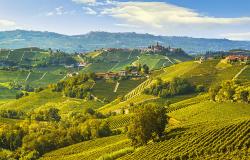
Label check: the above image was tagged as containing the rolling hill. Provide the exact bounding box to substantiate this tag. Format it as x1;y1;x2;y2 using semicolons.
1;30;250;53
0;52;249;160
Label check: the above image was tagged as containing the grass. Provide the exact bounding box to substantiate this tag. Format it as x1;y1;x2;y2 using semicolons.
92;79;146;102
237;65;250;81
83;62;117;73
99;94;157;114
0;86;19;99
0;89;103;116
135;54;172;70
0;66;67;99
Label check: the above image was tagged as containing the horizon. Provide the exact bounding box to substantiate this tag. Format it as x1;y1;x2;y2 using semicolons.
1;0;250;40
1;29;250;42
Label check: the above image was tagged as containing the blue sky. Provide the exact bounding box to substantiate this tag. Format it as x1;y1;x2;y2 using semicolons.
0;0;250;40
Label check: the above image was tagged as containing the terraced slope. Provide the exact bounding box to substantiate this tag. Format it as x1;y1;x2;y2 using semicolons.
121;119;250;160
40;96;250;160
40;135;130;160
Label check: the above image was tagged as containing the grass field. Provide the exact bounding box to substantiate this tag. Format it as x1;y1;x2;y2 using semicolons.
92;79;145;102
0;89;103;116
0;66;67;99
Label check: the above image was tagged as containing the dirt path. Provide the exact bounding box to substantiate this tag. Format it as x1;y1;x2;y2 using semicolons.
25;72;31;82
165;56;175;64
40;72;47;80
114;81;120;93
233;65;248;80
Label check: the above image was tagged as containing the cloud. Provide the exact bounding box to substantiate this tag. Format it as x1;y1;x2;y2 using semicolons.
72;0;96;4
83;7;97;15
0;19;16;27
103;2;250;25
115;23;140;28
222;32;250;41
100;2;250;36
46;6;74;16
72;0;117;7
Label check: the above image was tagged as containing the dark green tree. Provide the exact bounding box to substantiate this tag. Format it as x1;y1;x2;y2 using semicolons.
127;104;168;146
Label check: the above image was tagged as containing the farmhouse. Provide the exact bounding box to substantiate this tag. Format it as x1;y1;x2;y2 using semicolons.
131;70;139;76
96;72;118;79
225;55;249;63
119;70;127;76
77;62;88;67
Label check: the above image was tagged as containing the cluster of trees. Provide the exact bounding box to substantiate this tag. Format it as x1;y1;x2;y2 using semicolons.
209;81;249;103
125;64;150;74
0;110;26;119
51;73;96;99
128;104;168;146
144;78;198;98
0;108;111;160
29;108;61;122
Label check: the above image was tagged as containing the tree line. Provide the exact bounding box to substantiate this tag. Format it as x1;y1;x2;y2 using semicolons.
0;107;112;160
209;80;249;103
144;78;203;98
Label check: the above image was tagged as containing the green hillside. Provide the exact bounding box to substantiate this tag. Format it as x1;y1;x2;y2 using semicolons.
99;60;247;113
83;49;192;73
0;90;103;115
0;52;249;160
40;95;250;160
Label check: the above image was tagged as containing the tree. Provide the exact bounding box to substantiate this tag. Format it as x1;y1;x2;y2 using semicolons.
142;64;149;74
209;85;222;101
47;108;61;122
127;104;168;146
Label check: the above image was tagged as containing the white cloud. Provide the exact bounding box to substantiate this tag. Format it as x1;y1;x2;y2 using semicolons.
115;23;140;28
102;2;250;26
72;0;118;6
83;7;97;15
222;32;250;41
46;6;74;16
0;19;16;27
72;0;96;4
100;2;250;36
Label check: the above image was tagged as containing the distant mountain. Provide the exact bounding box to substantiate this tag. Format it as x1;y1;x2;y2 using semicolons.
1;30;250;53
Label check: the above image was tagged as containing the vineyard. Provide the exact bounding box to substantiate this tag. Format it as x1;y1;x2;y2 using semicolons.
107;114;132;129
121;119;250;160
41;135;130;160
124;78;153;100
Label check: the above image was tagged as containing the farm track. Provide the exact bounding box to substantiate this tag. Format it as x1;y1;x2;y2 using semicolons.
233;65;248;80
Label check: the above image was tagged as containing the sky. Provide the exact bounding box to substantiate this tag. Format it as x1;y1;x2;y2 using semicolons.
0;0;250;40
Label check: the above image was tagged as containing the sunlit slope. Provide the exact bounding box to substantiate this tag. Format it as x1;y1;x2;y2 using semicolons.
83;49;192;72
41;95;250;160
40;135;130;160
99;60;247;116
0;90;103;115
